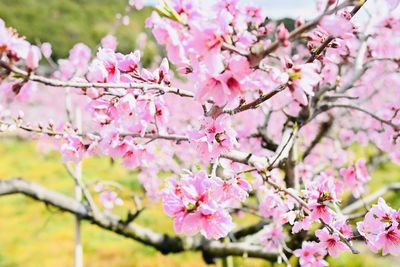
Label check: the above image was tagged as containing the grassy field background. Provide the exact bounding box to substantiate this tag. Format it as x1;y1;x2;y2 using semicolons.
0;0;157;65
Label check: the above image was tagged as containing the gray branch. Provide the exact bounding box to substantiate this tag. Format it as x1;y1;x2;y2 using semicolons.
0;178;277;261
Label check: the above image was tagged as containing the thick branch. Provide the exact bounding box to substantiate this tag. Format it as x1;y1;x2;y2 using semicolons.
0;178;277;260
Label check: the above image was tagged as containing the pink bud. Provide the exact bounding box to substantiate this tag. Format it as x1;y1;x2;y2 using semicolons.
101;35;118;51
295;17;305;28
159;58;169;81
276;23;290;47
327;0;336;5
41;42;52;58
282;56;294;69
25;45;42;70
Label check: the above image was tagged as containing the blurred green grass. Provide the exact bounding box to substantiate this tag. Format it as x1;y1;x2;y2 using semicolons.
0;140;399;266
0;0;157;65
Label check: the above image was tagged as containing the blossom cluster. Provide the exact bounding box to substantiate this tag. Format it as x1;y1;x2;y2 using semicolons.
357;198;400;256
162;170;251;239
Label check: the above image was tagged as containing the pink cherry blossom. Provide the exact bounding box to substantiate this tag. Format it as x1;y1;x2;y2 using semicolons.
286;63;321;105
260;224;286;251
294;241;328;267
25;45;41;70
61;134;86;163
161;170;247;239
40;42;52;58
315;228;349;257
320;14;354;39
189;114;238;161
357;198;400;255
101;35;118;51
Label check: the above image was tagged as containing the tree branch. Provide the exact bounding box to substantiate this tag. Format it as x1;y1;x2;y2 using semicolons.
342;183;400;215
318;103;400;131
0;178;278;260
0;60;195;99
302;116;334;160
249;0;356;66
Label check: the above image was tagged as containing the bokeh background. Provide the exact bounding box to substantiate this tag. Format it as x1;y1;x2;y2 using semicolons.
0;0;399;266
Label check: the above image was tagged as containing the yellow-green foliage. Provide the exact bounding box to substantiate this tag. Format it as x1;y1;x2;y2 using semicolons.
0;139;399;266
0;0;158;66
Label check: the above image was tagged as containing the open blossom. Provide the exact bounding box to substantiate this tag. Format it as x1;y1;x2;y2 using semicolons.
106;135;154;169
195;55;251;106
61;134;86;163
286;62;321;105
213;175;252;207
96;48;120;82
309;203;334;224
294;241;328;267
320;14;354;39
0;19;30;60
189;114;238;161
357;198;400;256
68;43;91;70
147;12;187;64
117;50;141;73
260;189;295;224
315;228;348;257
162;170;249;239
292;214;313;233
260;224;286;251
304;172;341;224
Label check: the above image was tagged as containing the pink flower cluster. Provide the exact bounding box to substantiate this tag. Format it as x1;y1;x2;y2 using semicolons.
189;114;238;161
340;159;370;198
94;183;124;210
294;241;328;267
147;1;322;108
357;198;400;256
161;170;251;239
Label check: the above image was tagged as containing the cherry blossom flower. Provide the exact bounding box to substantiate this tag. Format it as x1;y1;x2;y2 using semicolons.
294;241;328;267
286;62;321;106
61;134;86;163
161;170;248;239
357;198;400;256
260;224;286;251
25;45;41;70
320;14;354;39
101;35;118;51
315;228;349;257
189;114;238;161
